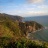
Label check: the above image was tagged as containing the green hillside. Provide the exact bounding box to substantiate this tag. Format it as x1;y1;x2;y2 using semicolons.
0;13;48;48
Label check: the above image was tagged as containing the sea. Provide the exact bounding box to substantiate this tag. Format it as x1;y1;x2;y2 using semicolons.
23;16;48;42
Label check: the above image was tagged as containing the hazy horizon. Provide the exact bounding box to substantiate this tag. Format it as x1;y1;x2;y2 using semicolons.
0;13;48;17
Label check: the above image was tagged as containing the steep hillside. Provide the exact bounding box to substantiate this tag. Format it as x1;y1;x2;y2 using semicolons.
0;13;48;48
0;13;23;21
0;13;43;38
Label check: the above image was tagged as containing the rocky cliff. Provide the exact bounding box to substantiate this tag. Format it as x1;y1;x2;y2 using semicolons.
0;13;44;38
19;21;43;36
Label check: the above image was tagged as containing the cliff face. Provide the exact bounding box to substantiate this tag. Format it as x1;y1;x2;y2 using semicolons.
19;21;43;35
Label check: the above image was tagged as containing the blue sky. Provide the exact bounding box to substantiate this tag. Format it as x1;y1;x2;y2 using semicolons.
0;0;48;17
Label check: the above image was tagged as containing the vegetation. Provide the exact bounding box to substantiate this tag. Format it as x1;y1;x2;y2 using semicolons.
0;13;48;48
0;38;48;48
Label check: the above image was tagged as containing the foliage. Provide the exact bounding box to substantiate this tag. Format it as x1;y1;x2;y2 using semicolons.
0;38;48;48
0;13;48;48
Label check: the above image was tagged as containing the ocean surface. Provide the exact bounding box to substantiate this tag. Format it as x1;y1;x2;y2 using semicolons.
23;16;48;42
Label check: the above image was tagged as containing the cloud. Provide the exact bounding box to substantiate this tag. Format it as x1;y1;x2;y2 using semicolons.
0;1;48;17
27;0;44;4
1;4;48;17
21;11;48;16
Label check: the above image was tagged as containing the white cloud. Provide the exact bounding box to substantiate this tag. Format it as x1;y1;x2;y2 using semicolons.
20;11;48;16
27;0;44;4
37;5;48;9
2;4;48;17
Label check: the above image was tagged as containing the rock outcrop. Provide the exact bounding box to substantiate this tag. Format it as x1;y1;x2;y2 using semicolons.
19;21;43;35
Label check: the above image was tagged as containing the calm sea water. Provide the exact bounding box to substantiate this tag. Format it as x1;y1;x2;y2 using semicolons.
28;29;48;42
23;16;48;42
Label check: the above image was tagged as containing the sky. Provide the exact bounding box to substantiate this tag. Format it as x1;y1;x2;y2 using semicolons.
0;0;48;17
